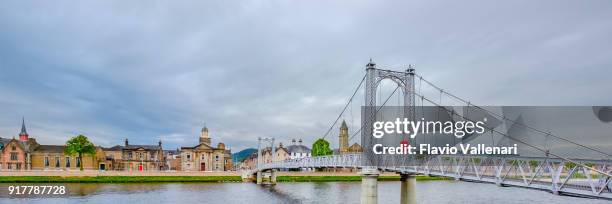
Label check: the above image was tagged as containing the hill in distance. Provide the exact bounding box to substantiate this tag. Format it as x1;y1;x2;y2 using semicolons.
232;148;257;163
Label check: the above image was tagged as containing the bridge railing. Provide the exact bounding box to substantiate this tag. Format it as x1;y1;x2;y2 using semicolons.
249;153;612;199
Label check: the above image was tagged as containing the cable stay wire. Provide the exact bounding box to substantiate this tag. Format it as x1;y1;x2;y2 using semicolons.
415;73;611;159
412;90;612;177
349;84;402;142
321;74;367;140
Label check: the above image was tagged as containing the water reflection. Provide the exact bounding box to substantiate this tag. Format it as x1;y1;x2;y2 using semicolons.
0;181;608;204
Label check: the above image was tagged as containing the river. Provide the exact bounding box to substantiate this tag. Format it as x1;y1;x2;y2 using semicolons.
0;181;608;203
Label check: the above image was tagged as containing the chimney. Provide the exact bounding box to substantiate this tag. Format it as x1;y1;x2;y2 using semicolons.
125;138;129;147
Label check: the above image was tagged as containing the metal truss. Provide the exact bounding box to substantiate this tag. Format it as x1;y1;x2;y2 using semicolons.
250;154;612;200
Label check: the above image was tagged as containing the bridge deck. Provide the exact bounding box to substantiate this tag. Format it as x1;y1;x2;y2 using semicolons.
249;154;612;200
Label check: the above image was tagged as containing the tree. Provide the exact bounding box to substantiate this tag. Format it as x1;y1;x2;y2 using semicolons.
64;134;96;171
311;138;333;156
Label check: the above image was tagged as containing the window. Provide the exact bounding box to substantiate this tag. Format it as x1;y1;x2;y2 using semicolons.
139;153;143;159
11;145;16;151
16;163;21;170
76;157;81;168
128;152;133;159
186;154;191;161
215;155;219;161
215;164;219;170
44;156;49;167
7;163;12;170
55;157;60;168
65;157;71;168
201;154;205;160
10;153;17;160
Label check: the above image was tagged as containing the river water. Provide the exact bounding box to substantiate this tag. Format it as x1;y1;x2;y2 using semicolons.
0;181;608;203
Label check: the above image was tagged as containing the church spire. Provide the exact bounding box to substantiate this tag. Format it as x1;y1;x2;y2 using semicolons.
19;117;29;142
341;120;348;130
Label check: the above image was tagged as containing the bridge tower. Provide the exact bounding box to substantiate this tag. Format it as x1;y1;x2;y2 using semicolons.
256;137;277;185
362;60;416;204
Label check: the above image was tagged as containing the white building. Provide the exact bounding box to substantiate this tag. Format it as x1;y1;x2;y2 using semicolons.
286;139;311;159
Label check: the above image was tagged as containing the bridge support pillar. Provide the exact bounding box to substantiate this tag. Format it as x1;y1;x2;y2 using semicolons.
270;169;277;185
361;167;379;204
400;174;416;204
256;171;262;184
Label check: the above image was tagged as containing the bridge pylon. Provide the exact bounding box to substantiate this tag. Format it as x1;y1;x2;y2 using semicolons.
256;137;277;185
361;166;380;204
399;173;416;204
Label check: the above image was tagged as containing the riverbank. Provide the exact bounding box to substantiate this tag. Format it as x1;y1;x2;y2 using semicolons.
0;175;448;183
0;176;242;183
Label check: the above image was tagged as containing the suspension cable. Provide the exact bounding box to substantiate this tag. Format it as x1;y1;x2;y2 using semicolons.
413;91;611;177
349;84;402;142
321;74;366;140
415;73;611;158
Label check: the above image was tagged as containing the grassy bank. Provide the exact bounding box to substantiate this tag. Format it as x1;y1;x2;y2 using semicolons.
0;176;242;183
0;175;450;183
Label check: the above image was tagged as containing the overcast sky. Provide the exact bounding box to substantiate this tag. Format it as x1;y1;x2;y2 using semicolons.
1;0;611;152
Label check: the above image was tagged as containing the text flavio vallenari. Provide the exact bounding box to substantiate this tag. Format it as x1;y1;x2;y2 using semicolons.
371;118;518;155
373;143;518;155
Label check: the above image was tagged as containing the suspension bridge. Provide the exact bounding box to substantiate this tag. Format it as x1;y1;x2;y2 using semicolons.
244;60;612;203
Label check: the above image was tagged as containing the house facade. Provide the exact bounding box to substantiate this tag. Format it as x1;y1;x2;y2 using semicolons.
287;139;311;159
30;145;106;170
0;138;26;170
180;126;231;171
119;139;165;171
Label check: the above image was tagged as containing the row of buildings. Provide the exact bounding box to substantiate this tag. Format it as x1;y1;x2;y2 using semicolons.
240;120;362;169
0;119;232;171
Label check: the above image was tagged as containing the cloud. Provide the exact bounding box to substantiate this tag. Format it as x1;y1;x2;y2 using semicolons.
0;0;611;151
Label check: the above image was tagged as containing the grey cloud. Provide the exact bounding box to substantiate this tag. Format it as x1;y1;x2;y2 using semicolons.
0;0;611;151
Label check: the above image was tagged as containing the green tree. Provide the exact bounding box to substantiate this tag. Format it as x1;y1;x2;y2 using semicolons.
64;134;96;171
311;138;333;156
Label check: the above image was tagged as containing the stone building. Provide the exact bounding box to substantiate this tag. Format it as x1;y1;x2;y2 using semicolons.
164;149;181;171
118;139;165;171
261;143;290;163
336;120;362;155
287;138;311;159
0;138;26;170
101;145;123;170
339;120;349;154
30;145;106;170
241;143;290;170
180;126;232;171
0;118;106;171
242;152;257;170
